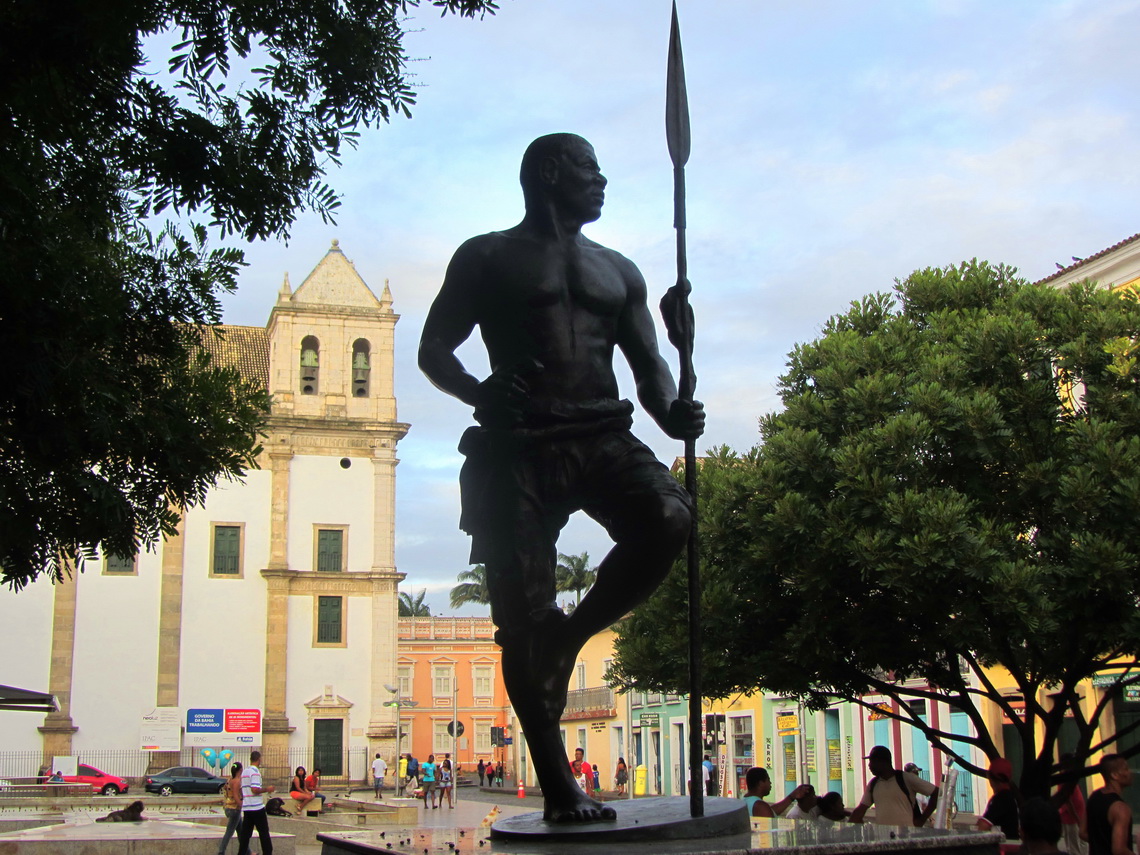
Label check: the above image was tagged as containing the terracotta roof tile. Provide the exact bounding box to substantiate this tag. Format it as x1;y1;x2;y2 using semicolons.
1035;232;1140;285
197;325;269;389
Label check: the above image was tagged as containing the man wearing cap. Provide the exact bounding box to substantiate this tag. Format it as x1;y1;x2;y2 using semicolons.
905;763;932;813
850;745;938;827
977;757;1020;841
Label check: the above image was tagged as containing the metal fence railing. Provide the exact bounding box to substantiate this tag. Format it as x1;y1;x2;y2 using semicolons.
565;687;615;714
0;747;373;792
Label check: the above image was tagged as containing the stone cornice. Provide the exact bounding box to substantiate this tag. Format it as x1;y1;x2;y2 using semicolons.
261;568;403;596
266;416;410;438
269;303;399;322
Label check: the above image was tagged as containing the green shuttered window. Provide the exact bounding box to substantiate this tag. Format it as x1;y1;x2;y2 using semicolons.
316;529;343;572
317;596;343;644
213;526;241;575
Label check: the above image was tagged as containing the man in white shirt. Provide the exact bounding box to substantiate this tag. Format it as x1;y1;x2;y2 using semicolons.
371;753;387;800
786;783;823;820
237;750;275;855
849;745;938;827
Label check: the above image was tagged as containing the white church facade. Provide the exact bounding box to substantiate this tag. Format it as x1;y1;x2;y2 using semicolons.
0;241;408;782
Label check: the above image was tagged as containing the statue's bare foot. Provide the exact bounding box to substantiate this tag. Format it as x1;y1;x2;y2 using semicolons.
543;792;618;824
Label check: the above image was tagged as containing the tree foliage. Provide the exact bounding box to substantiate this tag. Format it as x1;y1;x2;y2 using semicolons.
612;261;1140;798
0;0;496;588
399;588;432;617
449;564;490;609
556;551;597;607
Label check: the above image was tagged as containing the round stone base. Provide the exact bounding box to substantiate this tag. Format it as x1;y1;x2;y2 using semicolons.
489;796;749;842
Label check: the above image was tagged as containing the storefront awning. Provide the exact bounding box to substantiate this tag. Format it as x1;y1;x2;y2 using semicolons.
0;684;57;713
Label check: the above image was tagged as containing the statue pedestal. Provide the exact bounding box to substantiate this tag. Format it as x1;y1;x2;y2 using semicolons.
490;796;747;842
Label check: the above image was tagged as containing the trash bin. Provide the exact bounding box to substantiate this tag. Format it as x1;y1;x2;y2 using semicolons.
634;764;648;796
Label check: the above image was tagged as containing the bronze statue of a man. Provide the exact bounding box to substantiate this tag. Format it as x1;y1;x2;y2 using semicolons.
419;133;704;823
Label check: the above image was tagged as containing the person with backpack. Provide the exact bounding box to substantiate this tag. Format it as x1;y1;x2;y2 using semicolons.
849;745;938;827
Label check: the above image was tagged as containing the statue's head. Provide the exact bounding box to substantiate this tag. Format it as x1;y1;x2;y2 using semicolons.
520;133;606;223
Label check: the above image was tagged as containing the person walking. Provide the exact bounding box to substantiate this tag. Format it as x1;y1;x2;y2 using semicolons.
420;754;438;808
371;753;387;800
439;758;454;808
477;759;486;787
570;748;594;798
236;750;275;855
615;758;628;795
703;755;717;796
1058;754;1088;855
217;762;242;855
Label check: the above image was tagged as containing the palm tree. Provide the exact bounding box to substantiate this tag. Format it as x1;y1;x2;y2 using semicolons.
555;552;596;607
398;588;431;617
450;564;491;609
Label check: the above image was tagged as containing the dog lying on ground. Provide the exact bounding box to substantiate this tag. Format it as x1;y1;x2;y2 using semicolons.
265;797;294;817
96;800;146;822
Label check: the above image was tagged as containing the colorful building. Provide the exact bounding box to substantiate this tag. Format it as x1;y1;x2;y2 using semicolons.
395;616;511;776
559;628;624;793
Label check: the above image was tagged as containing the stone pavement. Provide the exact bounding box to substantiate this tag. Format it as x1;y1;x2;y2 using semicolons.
293;789;534;855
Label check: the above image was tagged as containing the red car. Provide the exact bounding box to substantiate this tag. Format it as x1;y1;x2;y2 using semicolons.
63;764;129;795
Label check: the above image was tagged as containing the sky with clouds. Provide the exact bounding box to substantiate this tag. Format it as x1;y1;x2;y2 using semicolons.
216;0;1140;615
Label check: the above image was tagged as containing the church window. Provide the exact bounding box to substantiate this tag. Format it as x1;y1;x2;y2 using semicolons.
210;524;243;577
352;339;371;397
103;551;137;575
300;336;320;394
316;596;344;645
312;526;346;572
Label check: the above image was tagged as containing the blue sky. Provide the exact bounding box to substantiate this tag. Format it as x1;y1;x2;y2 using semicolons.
218;0;1140;615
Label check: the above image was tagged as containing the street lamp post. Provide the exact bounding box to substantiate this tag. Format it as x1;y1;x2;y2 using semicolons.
384;683;418;797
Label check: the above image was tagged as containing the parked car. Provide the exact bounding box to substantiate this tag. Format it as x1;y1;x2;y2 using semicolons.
145;766;227;796
63;764;129;795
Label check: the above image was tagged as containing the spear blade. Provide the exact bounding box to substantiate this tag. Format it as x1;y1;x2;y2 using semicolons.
666;1;691;171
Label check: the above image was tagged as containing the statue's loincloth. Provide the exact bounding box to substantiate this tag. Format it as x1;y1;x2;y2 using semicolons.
457;399;690;566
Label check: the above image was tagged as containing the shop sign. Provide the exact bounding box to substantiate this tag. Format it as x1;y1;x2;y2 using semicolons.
827;739;842;779
783;740;797;782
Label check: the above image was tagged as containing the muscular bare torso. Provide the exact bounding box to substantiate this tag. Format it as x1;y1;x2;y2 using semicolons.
467;228;638;409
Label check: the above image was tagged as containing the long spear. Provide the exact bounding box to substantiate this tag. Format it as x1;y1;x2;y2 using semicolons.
661;0;703;819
